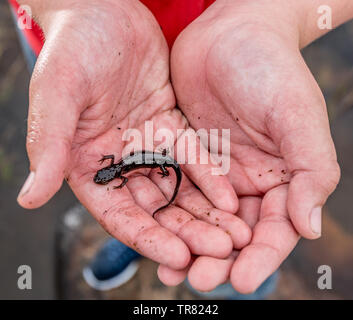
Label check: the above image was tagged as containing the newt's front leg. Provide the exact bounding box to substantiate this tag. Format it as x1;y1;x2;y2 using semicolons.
113;176;128;189
99;154;115;166
157;165;169;178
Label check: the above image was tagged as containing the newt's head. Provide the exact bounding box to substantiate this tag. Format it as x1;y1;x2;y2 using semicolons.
94;167;118;185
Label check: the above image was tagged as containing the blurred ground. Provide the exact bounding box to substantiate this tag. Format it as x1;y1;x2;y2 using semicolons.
0;1;352;299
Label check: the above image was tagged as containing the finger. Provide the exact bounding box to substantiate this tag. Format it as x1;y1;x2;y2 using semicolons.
127;174;233;258
17;49;87;209
267;72;340;239
237;196;262;229
150;170;252;249
188;252;237;292
157;262;191;286
70;172;191;270
175;128;239;213
230;184;299;294
184;183;277;293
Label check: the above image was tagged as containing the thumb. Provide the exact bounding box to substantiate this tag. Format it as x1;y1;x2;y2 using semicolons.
268;71;340;239
17;49;87;209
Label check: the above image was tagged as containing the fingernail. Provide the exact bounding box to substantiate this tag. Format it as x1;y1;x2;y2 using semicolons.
310;207;322;236
18;171;35;198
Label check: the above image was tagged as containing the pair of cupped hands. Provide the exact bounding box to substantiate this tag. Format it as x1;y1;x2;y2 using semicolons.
17;0;340;293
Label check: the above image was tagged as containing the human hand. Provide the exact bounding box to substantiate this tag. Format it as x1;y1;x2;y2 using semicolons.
168;0;343;292
17;0;251;271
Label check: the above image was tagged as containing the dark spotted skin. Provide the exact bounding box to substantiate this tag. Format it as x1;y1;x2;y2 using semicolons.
94;150;182;217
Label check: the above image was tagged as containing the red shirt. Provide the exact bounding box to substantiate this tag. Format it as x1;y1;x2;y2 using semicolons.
9;0;215;56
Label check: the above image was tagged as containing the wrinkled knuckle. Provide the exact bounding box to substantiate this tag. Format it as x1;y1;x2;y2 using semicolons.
26;123;41;149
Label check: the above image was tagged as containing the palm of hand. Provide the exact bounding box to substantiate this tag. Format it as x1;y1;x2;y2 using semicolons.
24;2;250;272
170;6;337;291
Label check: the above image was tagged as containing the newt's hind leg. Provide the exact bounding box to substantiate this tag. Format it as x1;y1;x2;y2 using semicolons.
113;176;128;189
98;154;115;166
157;165;169;178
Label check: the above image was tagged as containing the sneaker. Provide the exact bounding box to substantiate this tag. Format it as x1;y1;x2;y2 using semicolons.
83;239;141;291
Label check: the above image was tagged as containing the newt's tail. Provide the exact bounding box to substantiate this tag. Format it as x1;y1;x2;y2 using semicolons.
152;164;182;217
